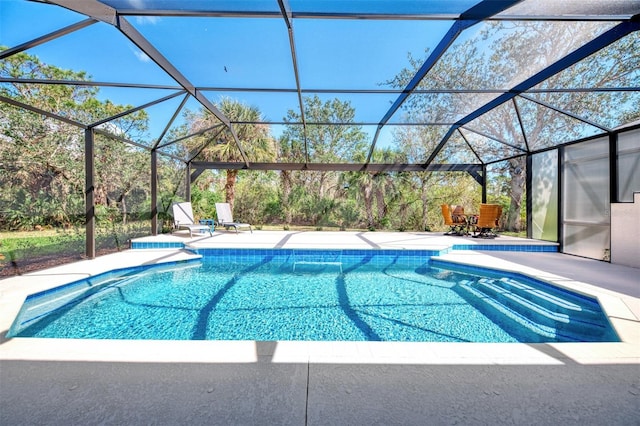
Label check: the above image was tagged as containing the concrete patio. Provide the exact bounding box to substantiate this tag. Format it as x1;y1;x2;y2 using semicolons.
1;231;638;425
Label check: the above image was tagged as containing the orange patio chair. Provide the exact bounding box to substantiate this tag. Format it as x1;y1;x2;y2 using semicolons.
472;204;502;238
441;204;467;236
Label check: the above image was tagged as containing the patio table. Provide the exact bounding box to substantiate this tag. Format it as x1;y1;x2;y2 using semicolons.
198;219;216;232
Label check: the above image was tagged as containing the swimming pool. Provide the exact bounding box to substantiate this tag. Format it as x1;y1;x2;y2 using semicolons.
7;249;619;343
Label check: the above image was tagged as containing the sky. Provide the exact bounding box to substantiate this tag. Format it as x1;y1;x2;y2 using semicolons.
0;0;459;148
3;1;633;156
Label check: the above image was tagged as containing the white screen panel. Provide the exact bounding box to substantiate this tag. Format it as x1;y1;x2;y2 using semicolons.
531;150;558;241
618;129;640;202
563;138;610;259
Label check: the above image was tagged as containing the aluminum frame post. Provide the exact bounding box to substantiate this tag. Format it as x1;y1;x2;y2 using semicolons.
185;162;191;202
481;165;487;203
85;128;96;258
609;133;618;204
526;154;533;239
151;149;158;235
557;146;564;251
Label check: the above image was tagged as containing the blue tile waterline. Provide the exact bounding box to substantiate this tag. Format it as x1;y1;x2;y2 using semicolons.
451;244;558;252
131;242;559;253
195;248;442;268
131;241;185;249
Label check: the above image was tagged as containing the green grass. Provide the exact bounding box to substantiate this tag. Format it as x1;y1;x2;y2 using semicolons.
1;229;83;252
0;230;84;266
0;223;150;273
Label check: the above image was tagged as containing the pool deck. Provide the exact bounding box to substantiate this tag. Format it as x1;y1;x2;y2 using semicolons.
1;231;639;425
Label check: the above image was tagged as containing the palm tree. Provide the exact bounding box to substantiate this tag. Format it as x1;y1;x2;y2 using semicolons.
343;148;401;230
189;98;276;212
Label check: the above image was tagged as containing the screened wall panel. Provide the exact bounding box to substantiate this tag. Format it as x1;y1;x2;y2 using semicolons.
617;128;640;202
562;137;610;260
94;136;151;254
0;124;86;276
531;150;558;241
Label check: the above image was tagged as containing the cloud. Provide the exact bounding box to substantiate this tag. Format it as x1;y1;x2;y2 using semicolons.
124;0;160;25
131;46;151;63
126;0;149;9
135;16;160;25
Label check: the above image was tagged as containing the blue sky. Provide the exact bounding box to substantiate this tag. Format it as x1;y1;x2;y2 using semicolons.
3;0;638;166
0;0;461;147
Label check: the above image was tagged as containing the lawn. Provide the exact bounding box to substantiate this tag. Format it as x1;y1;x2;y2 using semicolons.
0;223;149;276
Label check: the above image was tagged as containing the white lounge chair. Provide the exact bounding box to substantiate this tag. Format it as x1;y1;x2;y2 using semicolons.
215;202;252;233
171;202;213;237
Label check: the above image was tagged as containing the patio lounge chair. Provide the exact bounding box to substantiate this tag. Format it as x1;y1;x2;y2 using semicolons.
171;202;213;237
441;204;467;236
472;203;502;238
215;202;253;233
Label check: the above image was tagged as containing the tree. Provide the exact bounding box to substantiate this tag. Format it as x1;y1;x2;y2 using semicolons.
184;97;275;212
386;22;639;232
343;148;402;230
1;47;158;233
277;132;305;224
0;51;86;227
281;95;368;194
94;136;150;224
0;48;150;228
279;95;369;225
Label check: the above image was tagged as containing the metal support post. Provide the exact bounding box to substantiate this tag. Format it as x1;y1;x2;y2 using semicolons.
151;149;158;235
85;128;96;258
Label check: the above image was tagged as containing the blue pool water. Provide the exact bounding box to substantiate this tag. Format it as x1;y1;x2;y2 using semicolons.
8;250;619;343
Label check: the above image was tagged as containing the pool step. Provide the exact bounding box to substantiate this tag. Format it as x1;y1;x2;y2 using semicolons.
292;261;343;273
474;278;606;330
291;250;343;273
491;277;602;317
458;279;611;342
458;282;566;341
